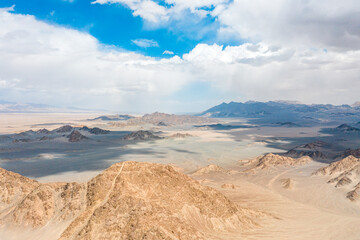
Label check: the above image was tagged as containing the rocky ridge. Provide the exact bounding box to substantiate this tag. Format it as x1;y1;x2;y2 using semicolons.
314;156;360;201
0;161;265;240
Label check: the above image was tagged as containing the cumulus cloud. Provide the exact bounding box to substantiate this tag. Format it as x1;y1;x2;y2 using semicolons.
93;0;360;52
0;9;193;112
216;0;360;51
92;0;226;24
92;0;169;24
1;6;360;113
132;38;159;48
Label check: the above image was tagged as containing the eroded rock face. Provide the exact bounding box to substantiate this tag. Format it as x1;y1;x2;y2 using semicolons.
0;162;264;240
0;169;86;228
314;156;360;201
339;148;360;159
110;112;214;127
55;125;73;133
279;178;295;190
251;153;312;170
347;184;360;201
122;130;161;141
67;130;88;142
314;156;360;176
285;149;327;160
88;127;110;135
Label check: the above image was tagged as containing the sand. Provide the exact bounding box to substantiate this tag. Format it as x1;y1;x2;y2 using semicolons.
1;114;360;239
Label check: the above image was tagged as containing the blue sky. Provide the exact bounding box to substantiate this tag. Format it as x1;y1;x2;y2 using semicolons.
0;0;231;58
0;1;360;113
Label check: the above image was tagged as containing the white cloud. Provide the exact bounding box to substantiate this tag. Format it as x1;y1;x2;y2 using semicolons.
92;0;360;52
132;38;159;48
163;50;174;55
215;0;360;51
92;0;169;24
91;0;227;25
1;6;360;113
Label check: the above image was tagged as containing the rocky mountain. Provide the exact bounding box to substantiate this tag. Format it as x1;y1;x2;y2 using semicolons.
338;148;360;158
67;131;88;142
334;124;360;132
200;101;360;125
314;156;360;201
111;112;214;127
0;125;112;144
55;125;73;133
123;130;162;141
192;164;230;176
88;115;134;121
284;141;329;160
0;162;264;239
285;149;327;159
248;153;312;171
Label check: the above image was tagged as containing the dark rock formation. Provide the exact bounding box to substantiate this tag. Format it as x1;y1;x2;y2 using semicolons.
67;131;88;142
55;125;73;133
89;127;110;135
123;130;162;141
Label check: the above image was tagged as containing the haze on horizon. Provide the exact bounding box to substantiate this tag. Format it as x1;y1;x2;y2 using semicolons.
0;0;360;113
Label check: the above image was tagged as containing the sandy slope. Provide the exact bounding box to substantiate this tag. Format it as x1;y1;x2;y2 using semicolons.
192;161;360;240
0;162;267;240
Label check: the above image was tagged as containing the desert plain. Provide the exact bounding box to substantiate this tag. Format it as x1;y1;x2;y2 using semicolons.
0;112;359;240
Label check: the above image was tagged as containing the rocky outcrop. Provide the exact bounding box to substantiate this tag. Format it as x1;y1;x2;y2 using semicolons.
79;126;110;135
36;128;51;134
250;153;312;170
285;149;327;159
303;141;329;149
347;184;360;201
283;141;328;160
192;165;229;176
314;156;360;176
279;178;295;190
67;131;88;142
314;156;360;201
55;125;73;133
88;127;110;135
0;162;265;240
335;124;360;132
111;112;214;127
123;130;162;141
338;148;360;159
157;121;167;126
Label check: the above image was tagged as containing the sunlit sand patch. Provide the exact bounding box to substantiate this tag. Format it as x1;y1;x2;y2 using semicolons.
36;153;66;160
163;130;236;142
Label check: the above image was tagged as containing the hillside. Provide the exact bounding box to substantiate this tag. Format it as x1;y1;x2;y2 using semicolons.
0;162;263;240
200;101;360;125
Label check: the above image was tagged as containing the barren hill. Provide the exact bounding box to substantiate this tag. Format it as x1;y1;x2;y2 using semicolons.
248;153;312;171
111;112;214;127
192;164;230;176
314;156;360;201
0;162;264;240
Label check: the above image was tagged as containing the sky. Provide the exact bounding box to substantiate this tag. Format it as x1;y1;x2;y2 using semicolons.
0;0;360;113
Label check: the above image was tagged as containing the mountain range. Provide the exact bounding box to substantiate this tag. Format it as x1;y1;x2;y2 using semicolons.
200;101;360;125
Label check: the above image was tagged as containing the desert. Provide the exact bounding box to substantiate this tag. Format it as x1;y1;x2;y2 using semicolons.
1;1;360;239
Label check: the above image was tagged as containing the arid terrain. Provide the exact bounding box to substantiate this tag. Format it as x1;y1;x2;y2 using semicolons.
1;111;360;239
